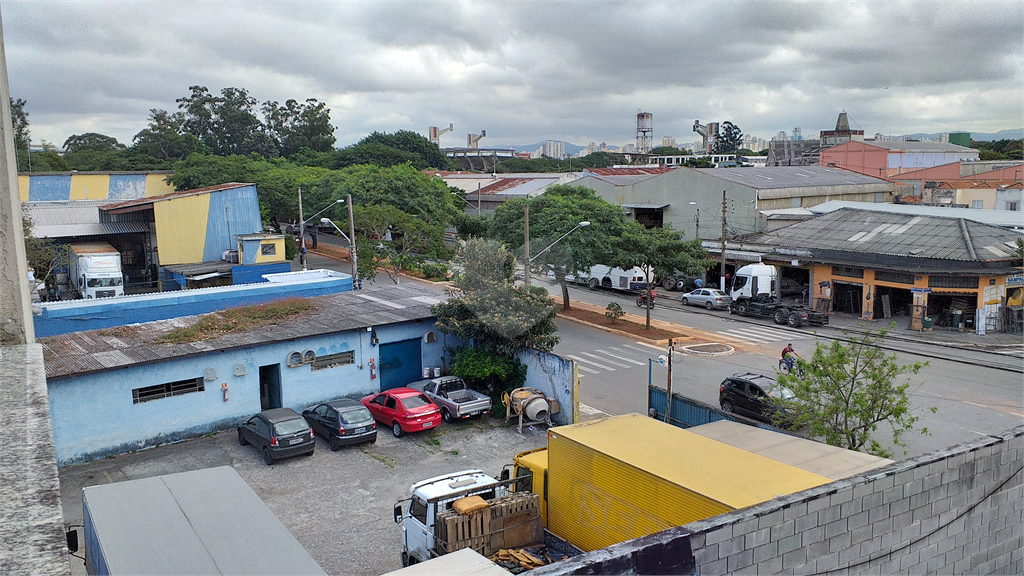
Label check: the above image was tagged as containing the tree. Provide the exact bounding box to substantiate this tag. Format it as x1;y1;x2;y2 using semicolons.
776;325;932;457
683;157;715;168
615;222;710;328
353;204;445;284
177;86;271;157
23;216;69;290
432;238;559;357
650;146;685;155
262;98;336;156
490;184;627;310
63;133;126;153
712;121;743;154
132;109;202;161
11;98;30;171
357;130;453;170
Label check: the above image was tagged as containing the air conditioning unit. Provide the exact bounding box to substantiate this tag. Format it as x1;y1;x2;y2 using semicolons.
222;249;239;263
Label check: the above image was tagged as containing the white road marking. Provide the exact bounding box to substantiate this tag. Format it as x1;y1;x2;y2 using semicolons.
567;354;616;371
964;401;988;408
581;351;631;368
719;326;813;343
597;349;647;365
579;403;609;416
629;341;666;352
576;364;600;375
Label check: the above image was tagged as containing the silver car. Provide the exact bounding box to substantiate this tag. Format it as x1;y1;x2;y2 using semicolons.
681;288;732;310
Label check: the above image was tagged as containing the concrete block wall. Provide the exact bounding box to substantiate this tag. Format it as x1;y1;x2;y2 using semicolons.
685;425;1024;575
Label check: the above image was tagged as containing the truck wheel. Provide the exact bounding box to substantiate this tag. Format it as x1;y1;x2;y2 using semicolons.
773;308;790;325
737;303;747;315
330;436;341;451
262;448;274;465
392;422;404;438
721;400;734;413
442;408;453;423
588;278;599;289
788;312;803;328
662;276;676;290
237;430;248;446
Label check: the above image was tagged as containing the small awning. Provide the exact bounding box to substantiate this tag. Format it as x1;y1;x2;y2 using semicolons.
622;203;669;210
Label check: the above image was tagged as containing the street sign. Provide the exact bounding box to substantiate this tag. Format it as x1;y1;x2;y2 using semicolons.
910;288;932;293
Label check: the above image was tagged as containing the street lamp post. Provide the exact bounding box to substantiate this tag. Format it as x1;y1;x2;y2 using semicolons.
525;221;591;286
320;213;358;288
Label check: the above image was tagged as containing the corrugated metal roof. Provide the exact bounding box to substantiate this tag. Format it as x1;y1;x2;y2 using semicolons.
585;167;674;176
752;208;1024;261
809;201;1024;228
861;141;978;153
935;180;1023;190
24;201;152;238
40;283;439;379
695;166;890;190
100;182;254;212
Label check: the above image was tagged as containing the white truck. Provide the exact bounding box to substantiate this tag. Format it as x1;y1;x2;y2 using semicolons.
69;242;124;299
728;263;828;327
393;469;543;567
573;265;653;292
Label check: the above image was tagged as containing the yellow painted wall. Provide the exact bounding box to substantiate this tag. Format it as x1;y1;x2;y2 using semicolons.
955;189;995;209
70;174;111;201
153;194;210;265
18;175;29;201
145;174;176;197
252;238;285;263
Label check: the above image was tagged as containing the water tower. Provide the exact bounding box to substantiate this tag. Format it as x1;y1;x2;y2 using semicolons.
636;111;653;155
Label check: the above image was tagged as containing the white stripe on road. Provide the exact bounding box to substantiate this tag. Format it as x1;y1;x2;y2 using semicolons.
597;349;646;365
579;403;609;416
576;364;600;374
628;342;666;352
567;354;617;371
581;352;631;368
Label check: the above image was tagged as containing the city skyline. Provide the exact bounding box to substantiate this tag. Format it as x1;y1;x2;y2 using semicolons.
5;1;1022;150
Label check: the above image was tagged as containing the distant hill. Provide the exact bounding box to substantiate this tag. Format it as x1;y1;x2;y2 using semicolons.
901;128;1023;142
490;141;594;156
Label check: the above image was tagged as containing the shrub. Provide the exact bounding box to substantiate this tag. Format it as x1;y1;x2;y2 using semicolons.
605;302;625;321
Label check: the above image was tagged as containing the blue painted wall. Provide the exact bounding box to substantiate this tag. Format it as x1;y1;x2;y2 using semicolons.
231;263;292;284
29;175;71;201
107;174;148;200
34;275;352;337
518;349;576;426
47;319;459;465
203;186;262;262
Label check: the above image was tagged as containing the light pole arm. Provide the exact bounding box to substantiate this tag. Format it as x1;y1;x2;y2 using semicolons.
319;219;351;244
303;199;345;227
530;222;589;263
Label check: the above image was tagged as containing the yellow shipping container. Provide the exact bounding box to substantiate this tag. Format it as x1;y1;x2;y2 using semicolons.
546;414;832;552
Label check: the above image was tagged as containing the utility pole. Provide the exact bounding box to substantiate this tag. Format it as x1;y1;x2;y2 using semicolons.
298;186;306;271
665;339;674;424
347;194;357;288
720;190;727;291
523;201;531;286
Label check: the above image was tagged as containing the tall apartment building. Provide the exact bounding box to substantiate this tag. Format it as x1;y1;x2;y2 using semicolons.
661;136;676;148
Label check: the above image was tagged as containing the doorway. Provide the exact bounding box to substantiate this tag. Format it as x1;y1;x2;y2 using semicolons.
379;338;423;391
259;364;282;410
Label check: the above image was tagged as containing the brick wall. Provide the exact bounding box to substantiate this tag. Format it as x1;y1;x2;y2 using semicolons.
685;425;1024;575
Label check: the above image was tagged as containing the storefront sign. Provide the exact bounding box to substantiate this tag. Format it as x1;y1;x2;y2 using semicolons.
910;287;931;293
1006;274;1024;287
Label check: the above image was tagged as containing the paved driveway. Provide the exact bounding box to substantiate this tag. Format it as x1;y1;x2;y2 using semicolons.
59;417;547;576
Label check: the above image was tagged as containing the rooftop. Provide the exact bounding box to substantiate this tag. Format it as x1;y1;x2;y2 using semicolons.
809;200;1024;229
23;200;150;238
40;282;443;379
696;166;890;190
100;182;254;213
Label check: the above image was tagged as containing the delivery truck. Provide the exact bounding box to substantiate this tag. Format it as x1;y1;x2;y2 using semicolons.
68;242;124;299
75;466;326;575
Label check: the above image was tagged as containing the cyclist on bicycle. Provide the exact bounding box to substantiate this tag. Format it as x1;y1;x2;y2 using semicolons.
781;343;799;372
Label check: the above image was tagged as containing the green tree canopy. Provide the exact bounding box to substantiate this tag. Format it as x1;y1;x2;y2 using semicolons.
355;130;453;169
776;325;931;458
63;132;126;153
11;98;30;171
132;109;203;162
177;85;276;157
491;184;627;309
353;203;447;284
262;98;336;156
712;121;743;154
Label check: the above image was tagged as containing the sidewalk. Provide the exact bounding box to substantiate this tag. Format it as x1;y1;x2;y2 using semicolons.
824;312;1024;348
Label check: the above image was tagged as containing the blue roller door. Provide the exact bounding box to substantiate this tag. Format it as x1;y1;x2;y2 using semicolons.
378;338;422;391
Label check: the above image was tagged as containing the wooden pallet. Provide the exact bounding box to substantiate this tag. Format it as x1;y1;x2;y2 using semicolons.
435;491;542;556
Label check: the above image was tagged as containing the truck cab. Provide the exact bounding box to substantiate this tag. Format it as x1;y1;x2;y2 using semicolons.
507;447;549;524
394;470;508;566
729;263;778;302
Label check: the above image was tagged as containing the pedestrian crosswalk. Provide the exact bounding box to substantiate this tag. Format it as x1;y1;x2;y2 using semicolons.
714;324;817;344
564;341;666;376
992;346;1024;359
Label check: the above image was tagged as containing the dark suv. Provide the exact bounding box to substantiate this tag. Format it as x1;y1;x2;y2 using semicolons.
719;373;795;425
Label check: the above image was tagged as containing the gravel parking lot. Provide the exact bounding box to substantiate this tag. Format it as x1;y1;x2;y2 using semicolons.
59;417;548;576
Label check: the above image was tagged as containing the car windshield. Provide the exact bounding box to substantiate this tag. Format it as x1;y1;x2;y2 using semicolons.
273;418;309;435
769;385;795;400
401;394;433;410
339;406;372;424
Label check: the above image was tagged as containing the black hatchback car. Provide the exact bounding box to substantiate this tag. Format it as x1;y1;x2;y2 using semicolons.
238;408;315;465
719;372;795;425
302;398;377;451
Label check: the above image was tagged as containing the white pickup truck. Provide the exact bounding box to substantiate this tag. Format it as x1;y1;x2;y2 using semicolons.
408;376;492;423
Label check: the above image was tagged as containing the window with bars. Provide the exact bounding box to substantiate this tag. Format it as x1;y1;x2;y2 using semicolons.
874;270;915;285
928;276;979;289
832;266;864;278
133;378;205;404
312;350;355;371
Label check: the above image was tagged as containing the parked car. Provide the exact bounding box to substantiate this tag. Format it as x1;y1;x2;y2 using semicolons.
237;408;315;465
407;376;491;423
681;288;732;310
719;373;795;426
302;398;377;451
780;277;807;297
360;387;441;437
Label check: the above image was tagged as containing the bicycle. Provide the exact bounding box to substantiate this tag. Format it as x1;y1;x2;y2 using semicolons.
778;358;805;378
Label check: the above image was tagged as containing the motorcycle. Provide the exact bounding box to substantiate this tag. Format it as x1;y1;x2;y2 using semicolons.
636;289;657;309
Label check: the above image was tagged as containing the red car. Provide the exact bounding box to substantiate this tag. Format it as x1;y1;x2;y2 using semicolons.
360;387;441;437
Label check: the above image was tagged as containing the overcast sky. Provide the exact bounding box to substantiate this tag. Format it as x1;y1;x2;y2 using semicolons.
4;1;1022;150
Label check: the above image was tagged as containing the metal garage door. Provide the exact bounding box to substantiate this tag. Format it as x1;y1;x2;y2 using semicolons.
378;338;422;391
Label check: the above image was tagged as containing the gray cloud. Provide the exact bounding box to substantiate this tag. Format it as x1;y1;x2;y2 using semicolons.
4;0;1020;150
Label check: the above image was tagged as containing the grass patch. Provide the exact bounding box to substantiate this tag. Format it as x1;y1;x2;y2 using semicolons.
360;447;396;468
96;325;143;338
156;298;316;343
423;437;441;447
